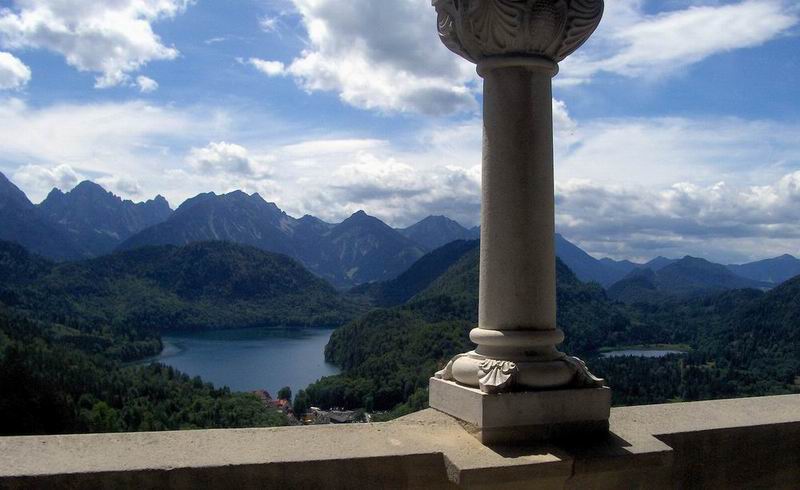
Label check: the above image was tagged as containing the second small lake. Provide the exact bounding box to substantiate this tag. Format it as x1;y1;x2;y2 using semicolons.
601;349;687;358
145;326;340;396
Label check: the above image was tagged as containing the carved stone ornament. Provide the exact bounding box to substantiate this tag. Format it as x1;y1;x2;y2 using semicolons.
435;353;468;381
561;355;605;388
478;359;519;393
435;351;605;393
433;0;604;64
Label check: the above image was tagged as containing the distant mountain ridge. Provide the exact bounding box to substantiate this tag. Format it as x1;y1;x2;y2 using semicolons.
352;239;479;306
608;256;771;304
119;192;426;288
398;216;478;251
0;172;83;260
727;254;800;285
39;180;171;256
555;234;637;286
2;171;798;290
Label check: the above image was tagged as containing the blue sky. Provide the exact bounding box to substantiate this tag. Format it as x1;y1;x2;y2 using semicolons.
0;0;798;263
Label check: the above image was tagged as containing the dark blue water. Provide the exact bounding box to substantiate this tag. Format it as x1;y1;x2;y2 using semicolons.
601;349;685;358
146;327;340;396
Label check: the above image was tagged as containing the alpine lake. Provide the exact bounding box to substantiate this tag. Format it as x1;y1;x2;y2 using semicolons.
144;330;689;397
144;327;340;397
600;346;690;358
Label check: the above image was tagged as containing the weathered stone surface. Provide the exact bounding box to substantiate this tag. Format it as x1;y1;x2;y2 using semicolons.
433;0;607;400
429;377;610;444
433;0;604;64
0;395;798;489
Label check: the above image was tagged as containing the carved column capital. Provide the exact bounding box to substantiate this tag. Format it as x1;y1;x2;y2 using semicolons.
433;0;603;67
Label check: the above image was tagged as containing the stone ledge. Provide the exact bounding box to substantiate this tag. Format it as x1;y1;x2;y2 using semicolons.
0;395;798;489
429;378;611;444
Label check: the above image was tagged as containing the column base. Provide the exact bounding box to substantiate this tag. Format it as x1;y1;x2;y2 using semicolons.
429;377;611;445
437;350;605;393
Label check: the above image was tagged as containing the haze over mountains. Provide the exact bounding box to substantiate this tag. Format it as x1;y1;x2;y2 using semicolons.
117;191;427;288
398;215;478;250
1;171;799;292
0;172;82;261
607;257;772;304
40;181;172;257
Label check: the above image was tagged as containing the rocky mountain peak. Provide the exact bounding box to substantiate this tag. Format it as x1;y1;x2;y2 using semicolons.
0;171;34;209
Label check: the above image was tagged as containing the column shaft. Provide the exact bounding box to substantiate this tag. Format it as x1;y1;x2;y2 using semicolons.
479;66;556;334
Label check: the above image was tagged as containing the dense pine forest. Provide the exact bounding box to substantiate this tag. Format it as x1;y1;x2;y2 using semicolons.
0;240;363;436
1;237;799;434
0;240;362;330
302;242;800;417
0;307;288;435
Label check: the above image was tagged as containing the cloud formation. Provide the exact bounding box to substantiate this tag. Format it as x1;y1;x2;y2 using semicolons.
3;94;800;263
557;173;800;263
136;76;159;93
560;0;798;84
96;175;144;197
258;0;478;115
0;97;211;202
188;142;272;177
256;0;797;112
0;51;29;89
0;0;190;88
13;163;81;195
249;58;286;77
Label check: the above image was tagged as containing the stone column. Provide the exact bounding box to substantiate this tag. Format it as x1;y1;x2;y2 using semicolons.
429;0;610;444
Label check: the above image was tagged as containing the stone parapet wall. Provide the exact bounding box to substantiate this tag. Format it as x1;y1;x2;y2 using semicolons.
1;395;798;489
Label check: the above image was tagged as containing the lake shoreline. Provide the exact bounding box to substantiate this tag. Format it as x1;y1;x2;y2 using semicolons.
137;326;341;396
600;344;691;359
598;343;692;354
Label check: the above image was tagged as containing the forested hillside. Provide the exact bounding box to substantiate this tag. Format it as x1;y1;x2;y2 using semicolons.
0;239;368;436
302;256;635;415
0;306;287;435
351;239;479;307
0;240;362;330
303;247;800;416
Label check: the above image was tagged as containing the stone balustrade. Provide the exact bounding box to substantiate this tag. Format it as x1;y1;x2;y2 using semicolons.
1;394;798;489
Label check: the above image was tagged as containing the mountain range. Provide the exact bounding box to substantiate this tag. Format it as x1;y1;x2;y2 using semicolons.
117;191;427;288
607;256;771;304
0;172;82;260
398;215;478;250
1;171;799;290
40;180;171;257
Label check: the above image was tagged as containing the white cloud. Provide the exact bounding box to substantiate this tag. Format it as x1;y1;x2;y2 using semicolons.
136;76;159;93
555;116;800;190
0;0;191;88
258;0;797;112
332;154;427;200
560;0;798;84
187;142;272;177
249;58;286;77
0;51;29;89
96;175;144;197
259;16;279;33
556;172;800;263
13;163;82;194
0;97;215;202
3;92;800;262
296;152;481;227
260;0;478;115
